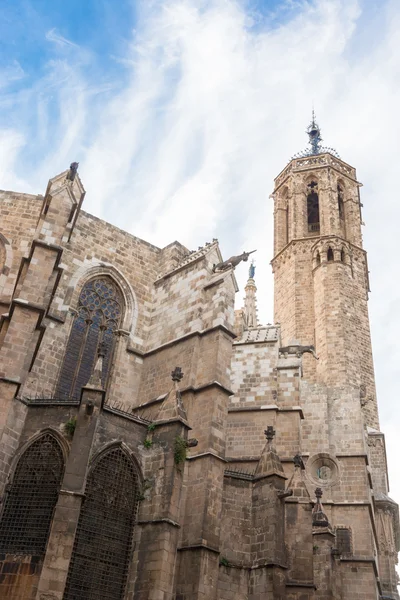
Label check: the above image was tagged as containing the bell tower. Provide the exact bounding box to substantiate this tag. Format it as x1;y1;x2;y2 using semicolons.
271;114;377;428
271;115;399;600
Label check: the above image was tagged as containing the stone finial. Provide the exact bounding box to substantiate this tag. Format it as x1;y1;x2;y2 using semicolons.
312;487;330;528
264;426;276;443
293;454;305;469
66;161;79;182
171;367;184;382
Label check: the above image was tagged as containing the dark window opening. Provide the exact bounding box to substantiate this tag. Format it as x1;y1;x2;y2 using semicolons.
341;249;345;263
64;447;140;600
337;185;345;220
307;181;320;233
335;527;352;555
0;433;64;556
316;252;321;266
327;247;334;261
285;207;289;245
56;278;123;400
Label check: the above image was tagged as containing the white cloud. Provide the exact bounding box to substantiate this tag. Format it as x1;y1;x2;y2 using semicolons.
45;28;80;49
2;0;400;522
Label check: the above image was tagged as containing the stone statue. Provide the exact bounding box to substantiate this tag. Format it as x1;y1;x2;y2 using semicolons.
66;162;79;182
213;250;256;273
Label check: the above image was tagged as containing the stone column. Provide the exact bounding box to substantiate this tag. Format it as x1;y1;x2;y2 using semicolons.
311;488;336;600
36;361;104;600
132;368;191;600
0;168;84;492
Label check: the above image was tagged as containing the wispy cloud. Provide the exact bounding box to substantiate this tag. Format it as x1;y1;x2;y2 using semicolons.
45;28;80;49
1;0;400;505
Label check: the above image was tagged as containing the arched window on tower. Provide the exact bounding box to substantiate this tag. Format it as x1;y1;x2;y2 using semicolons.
316;252;321;266
64;446;140;600
56;277;123;400
327;247;334;261
307;181;320;234
341;248;345;263
338;184;345;220
0;432;64;556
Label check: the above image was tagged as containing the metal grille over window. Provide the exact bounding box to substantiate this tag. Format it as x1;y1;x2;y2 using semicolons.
0;433;64;555
63;447;140;600
56;278;123;400
335;527;352;555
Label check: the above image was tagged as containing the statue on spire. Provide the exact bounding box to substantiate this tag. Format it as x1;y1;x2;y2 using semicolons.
249;261;255;279
243;261;258;329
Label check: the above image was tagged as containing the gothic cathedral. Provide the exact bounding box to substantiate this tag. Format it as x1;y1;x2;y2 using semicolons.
0;118;398;599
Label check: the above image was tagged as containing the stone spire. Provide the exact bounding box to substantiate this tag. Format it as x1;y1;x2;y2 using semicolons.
155;366;188;423
286;454;311;501
255;426;285;478
243;262;258;329
312;487;331;528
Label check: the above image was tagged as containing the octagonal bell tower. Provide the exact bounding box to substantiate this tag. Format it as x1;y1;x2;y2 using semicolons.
271;114;378;429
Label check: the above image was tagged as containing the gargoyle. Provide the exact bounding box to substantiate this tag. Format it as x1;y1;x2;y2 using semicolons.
280;344;319;360
213;250;256;273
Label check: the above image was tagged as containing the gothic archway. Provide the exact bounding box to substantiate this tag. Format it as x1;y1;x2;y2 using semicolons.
63;445;140;600
0;432;64;556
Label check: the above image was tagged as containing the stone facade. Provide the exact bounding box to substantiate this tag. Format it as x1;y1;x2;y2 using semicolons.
0;135;398;600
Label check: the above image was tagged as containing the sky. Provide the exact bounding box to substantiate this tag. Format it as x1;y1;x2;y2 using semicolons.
1;0;400;526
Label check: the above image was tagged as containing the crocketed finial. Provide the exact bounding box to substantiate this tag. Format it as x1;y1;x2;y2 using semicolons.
171;367;184;382
264;426;276;443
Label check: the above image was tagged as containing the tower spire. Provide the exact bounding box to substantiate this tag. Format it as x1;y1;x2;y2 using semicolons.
292;111;339;159
306;110;322;155
243;261;258;329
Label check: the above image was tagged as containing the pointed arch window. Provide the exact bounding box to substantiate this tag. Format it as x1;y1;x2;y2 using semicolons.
56;278;123;399
64;446;140;600
327;247;334;261
0;433;64;555
337;184;345;220
307;181;320;233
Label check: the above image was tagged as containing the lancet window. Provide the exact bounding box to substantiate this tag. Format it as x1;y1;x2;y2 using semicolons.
337;184;345;220
56;277;123;399
307;181;320;233
0;433;64;556
63;446;140;600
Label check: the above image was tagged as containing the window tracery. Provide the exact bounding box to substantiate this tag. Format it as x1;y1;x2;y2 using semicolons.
63;446;140;600
56;277;123;399
0;433;64;556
